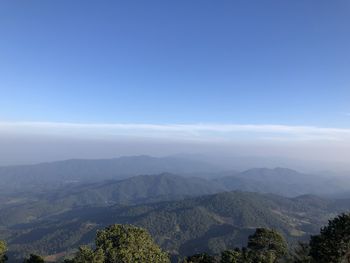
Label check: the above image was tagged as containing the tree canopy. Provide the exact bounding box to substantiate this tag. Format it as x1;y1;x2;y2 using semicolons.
23;254;45;263
182;253;218;263
247;228;288;263
309;213;350;263
69;224;170;263
217;228;288;263
0;241;7;263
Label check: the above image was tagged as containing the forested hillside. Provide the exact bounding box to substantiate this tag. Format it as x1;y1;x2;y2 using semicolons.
0;173;224;226
0;156;218;192
1;166;349;228
1;159;350;261
3;191;350;261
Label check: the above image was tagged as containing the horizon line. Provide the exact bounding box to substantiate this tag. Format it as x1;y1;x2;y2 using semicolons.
1;121;350;142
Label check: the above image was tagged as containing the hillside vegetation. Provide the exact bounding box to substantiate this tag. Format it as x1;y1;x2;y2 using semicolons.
4;191;350;260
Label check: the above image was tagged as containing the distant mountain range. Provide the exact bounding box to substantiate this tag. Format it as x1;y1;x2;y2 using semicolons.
0;155;349;197
1;162;350;230
0;173;224;226
214;167;350;197
1;156;350;261
0;155;219;192
2;169;350;227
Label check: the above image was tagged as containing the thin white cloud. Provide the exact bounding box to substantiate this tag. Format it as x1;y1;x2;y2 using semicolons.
1;121;350;143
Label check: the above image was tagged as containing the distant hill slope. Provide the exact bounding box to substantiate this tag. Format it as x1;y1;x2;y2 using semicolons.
214;167;350;197
2;167;350;227
0;173;225;226
0;155;219;191
1;155;349;198
4;191;350;260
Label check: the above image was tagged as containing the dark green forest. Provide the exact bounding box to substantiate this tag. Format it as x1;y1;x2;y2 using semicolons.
2;213;350;262
1;160;350;262
2;190;350;262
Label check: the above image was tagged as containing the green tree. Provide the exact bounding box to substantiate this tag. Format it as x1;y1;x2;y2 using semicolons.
182;253;218;263
247;228;287;263
221;248;248;263
309;213;350;263
69;246;104;263
70;224;170;263
0;241;7;263
23;254;45;263
291;242;311;263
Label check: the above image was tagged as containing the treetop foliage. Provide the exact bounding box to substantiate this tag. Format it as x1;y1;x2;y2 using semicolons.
309;213;350;263
68;224;170;263
0;241;7;263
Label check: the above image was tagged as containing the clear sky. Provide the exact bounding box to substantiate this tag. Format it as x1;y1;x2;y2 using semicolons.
1;0;349;126
0;1;350;166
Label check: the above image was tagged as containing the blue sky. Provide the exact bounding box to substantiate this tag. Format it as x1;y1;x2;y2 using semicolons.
1;1;350;167
1;0;349;127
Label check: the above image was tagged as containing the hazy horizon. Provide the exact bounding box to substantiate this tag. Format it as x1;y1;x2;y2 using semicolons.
1;121;349;173
1;1;349;172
